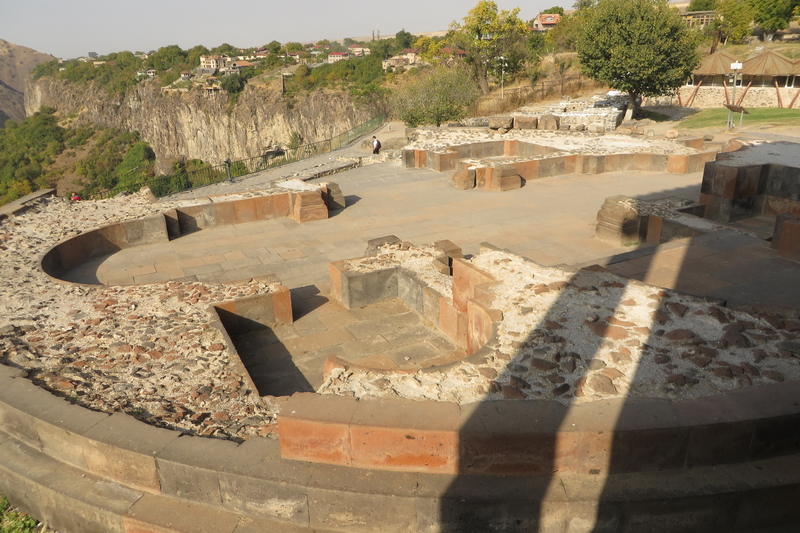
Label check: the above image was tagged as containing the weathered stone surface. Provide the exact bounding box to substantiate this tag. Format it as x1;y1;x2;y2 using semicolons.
538;114;560;131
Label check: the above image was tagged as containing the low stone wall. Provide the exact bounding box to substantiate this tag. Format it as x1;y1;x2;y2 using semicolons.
700;153;800;224
41;190;330;279
277;380;800;476
677;85;800;109
403;139;717;192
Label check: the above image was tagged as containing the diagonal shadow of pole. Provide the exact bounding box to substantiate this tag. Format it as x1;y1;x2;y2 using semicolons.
437;216;724;530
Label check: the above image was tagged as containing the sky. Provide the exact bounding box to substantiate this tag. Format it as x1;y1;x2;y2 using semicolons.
1;0;573;59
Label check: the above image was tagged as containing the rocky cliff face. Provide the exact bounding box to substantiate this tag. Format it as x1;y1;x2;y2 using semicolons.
25;76;373;172
0;39;55;125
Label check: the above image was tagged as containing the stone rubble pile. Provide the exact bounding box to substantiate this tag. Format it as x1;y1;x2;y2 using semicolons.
0;192;284;441
320;245;800;405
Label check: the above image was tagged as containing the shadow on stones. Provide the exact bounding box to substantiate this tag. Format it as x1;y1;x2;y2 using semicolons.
228;319;314;397
439;262;639;531
291;285;328;320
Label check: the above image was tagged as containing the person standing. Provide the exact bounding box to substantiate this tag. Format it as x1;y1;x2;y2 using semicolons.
372;136;381;154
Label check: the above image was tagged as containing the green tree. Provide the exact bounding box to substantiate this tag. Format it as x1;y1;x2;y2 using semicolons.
576;0;700;119
220;73;246;94
396;29;415;49
542;6;566;14
285;42;304;53
545;12;580;51
265;40;282;54
391;65;479;127
714;0;756;43
750;0;794;39
450;0;531;95
688;0;716;10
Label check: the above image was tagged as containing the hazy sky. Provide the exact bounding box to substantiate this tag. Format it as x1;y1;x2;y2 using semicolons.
1;0;574;59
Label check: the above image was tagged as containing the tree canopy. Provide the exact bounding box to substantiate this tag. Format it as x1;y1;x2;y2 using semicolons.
576;0;699;118
391;65;479;127
750;0;795;38
450;0;530;95
687;0;716;11
714;0;756;43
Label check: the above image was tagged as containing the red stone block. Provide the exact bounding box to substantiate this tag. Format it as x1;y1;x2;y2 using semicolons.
512;160;538;181
278;392;356;466
213;201;237;226
271;285;293;324
293;191;328;222
773;214;800;261
414;150;427;168
438;298;466;348
667;154;690;174
504;139;517;156
328;260;347;306
466;299;495;355
646;215;664;244
233;197;258;224
349;397;460;473
452;258;497;314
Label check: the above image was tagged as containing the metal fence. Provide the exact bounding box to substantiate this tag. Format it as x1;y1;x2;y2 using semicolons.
93;114;386;199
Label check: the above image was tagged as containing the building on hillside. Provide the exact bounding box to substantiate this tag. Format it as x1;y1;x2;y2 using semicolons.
348;45;371;57
439;47;467;60
683;10;717;28
229;60;253;72
180;71;192;81
397;49;421;64
531;12;562;32
199;55;230;72
328;52;350;63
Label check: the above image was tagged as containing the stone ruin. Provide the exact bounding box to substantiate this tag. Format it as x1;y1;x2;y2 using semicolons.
1;135;800;532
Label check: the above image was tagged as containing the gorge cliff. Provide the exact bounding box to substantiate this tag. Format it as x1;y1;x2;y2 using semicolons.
25;76;374;172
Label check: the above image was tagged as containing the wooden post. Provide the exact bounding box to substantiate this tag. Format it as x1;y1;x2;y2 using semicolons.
774;79;784;108
736;81;752;106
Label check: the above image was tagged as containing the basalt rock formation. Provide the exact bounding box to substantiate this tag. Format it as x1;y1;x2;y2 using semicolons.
25;76;373;172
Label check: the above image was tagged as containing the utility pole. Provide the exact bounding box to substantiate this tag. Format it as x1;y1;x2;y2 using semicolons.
498;56;507;99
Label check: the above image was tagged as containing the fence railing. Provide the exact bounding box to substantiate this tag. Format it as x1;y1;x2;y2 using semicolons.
92;114;385;199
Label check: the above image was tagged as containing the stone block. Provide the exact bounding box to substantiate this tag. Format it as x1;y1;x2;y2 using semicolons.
175;203;215;234
538;114;560;130
163;208;181;240
124;214;169;247
438;297;466;349
667;154;690;174
212;200;237;226
307;484;417;532
483;165;521;191
35;398;108;470
415;150;428;168
571;124;586;132
156;435;239;508
34;461;137;533
0;377;58;449
700;163;738;200
514;116;538;129
504;139;517;156
349;397;460;473
452;167;476;190
595;196;646;246
278;392;358;465
680;136;705;150
466;299;496;356
345;267;398;308
488;116;514;130
402;149;416;168
82;412;180;492
123;493;240;533
772;213;800;261
292;191;328;222
422;285;441;329
364;235;402;256
452;258;497;314
586;124;605;133
397;269;424;316
319;181;346;211
432;149;459;172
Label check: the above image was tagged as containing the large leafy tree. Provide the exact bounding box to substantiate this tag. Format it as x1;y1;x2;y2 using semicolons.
450;0;530;95
391;66;479;127
576;0;700;118
714;0;756;43
750;0;794;40
687;0;716;10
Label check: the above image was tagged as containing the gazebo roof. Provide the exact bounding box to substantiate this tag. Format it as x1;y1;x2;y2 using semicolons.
693;51;741;76
741;50;796;76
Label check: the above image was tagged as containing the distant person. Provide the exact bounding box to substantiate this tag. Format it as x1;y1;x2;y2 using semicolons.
70;192;81;201
372;136;381;155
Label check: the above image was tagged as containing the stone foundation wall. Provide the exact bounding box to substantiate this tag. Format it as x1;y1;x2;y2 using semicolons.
41;190;331;279
647;86;800;109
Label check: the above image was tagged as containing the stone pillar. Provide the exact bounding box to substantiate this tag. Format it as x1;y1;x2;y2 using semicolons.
595;196;648;246
772;213;800;261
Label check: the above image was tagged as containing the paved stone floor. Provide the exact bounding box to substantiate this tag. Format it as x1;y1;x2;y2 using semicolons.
61;159;800;392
